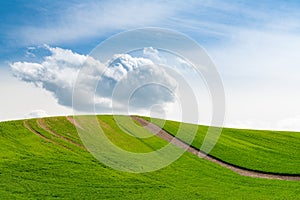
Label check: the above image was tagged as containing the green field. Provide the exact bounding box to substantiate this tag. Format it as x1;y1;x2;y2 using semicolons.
145;117;300;174
0;115;299;199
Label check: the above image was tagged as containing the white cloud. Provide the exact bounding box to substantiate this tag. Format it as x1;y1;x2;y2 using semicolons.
110;63;177;110
76;52;178;112
25;110;49;119
143;47;162;63
11;46;178;114
104;54;153;81
11;45;84;107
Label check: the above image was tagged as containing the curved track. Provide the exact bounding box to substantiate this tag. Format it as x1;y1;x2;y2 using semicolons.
24;119;85;151
132;116;300;181
25;116;300;181
23;120;72;151
37;118;84;149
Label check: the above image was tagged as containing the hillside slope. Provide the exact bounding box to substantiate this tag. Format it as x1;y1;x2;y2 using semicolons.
0;116;299;199
133;116;300;180
142;117;300;174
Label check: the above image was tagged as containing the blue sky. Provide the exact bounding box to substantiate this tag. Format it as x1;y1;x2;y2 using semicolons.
1;0;300;131
2;0;300;61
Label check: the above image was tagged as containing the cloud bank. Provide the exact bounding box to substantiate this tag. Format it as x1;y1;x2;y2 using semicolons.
11;46;178;113
11;45;85;107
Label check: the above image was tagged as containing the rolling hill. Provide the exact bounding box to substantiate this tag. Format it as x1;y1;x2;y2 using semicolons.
141;117;300;174
0;115;299;199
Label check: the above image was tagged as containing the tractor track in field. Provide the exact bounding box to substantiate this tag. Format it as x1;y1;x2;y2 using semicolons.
37;118;85;149
23;120;72;151
66;116;83;130
36;115;300;181
132;116;300;181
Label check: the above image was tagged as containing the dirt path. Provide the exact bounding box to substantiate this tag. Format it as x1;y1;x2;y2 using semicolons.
66;116;84;130
37;118;85;149
132;116;300;181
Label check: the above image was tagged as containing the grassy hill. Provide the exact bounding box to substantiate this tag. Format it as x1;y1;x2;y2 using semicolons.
144;117;300;174
0;115;299;199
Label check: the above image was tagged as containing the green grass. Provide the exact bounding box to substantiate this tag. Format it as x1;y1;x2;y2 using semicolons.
143;117;300;174
97;115;167;153
0;116;299;199
42;117;84;146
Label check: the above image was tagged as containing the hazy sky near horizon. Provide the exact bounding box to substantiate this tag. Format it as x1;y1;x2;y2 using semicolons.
1;0;300;131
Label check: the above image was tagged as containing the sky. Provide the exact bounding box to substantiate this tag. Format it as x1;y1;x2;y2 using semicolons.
1;0;300;131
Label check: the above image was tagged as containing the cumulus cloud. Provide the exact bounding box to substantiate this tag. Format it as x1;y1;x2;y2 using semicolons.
74;52;178;112
25;109;48;119
11;46;178;113
109;61;177;110
11;45;85;107
143;47;162;63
